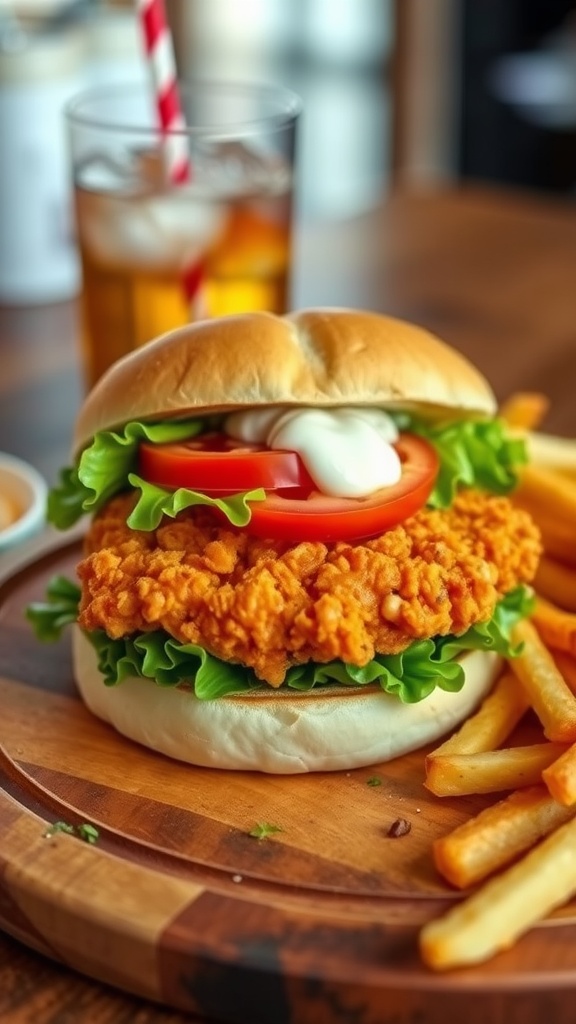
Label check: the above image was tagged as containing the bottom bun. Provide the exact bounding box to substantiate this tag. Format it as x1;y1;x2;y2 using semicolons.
72;626;501;774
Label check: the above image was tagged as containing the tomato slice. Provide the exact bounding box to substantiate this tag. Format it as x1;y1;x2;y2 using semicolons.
139;430;438;542
242;435;438;542
138;432;315;495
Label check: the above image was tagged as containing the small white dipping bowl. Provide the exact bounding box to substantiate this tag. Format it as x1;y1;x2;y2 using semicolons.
0;452;48;552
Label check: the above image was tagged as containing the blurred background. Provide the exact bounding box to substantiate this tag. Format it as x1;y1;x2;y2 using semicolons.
1;0;576;304
165;0;576;209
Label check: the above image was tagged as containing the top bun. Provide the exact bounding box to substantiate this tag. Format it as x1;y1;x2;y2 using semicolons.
73;308;496;455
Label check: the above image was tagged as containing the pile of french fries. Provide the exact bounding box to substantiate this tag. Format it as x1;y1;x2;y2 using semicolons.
420;392;576;971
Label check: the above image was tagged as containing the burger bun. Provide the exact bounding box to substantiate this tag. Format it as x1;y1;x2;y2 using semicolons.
73;309;497;455
72;626;501;774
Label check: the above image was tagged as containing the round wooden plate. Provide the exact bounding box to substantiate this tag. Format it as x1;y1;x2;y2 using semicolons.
1;536;576;1024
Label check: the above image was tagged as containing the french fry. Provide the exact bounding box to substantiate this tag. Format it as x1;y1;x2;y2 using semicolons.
509;618;576;741
420;408;576;970
515;463;576;524
426;669;529;762
538;531;576;568
512;500;576;567
551;649;576;695
525;430;576;480
424;743;567;798
499;392;549;431
420;815;576;970
543;743;576;807
531;597;576;658
433;784;575;889
534;555;576;613
509;428;576;564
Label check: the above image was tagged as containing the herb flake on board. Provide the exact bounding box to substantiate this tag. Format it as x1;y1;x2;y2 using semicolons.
249;822;283;841
43;821;100;844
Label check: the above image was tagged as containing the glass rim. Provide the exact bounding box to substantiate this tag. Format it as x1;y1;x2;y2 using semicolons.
65;78;303;137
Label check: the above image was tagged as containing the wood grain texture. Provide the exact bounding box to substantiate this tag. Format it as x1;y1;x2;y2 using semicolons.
1;537;576;1023
0;931;200;1024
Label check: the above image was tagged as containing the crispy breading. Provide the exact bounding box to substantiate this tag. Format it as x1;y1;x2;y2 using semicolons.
78;491;541;686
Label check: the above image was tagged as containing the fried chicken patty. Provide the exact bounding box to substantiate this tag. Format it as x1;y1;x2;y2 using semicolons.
77;490;541;686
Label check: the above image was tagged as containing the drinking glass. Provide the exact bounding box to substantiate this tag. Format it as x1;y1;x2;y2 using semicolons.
66;79;301;388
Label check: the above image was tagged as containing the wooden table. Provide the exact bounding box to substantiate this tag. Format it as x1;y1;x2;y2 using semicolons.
0;185;575;1023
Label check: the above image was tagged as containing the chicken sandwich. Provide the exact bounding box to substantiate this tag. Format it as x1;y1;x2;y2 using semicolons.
30;309;540;772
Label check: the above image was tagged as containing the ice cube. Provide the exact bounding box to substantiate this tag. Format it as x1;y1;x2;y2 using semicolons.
77;183;227;271
77;151;140;194
195;139;292;197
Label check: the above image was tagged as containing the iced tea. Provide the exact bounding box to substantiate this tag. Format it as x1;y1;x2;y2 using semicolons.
67;82;300;388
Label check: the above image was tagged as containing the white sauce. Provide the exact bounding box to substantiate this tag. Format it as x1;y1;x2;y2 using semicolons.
223;406;401;498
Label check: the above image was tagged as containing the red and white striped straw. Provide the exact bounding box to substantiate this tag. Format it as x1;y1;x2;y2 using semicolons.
136;0;191;184
136;0;206;310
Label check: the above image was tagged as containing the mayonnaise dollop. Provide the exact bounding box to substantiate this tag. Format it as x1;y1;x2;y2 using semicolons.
223;406;401;498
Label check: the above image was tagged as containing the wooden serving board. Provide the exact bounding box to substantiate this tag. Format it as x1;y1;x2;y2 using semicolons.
1;537;576;1024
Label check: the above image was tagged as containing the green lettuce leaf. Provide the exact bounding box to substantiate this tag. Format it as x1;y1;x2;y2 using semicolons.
47;415;265;533
126;474;265;531
285;585;533;702
46;412;528;533
47;418;208;528
27;577;534;703
26;575;81;641
407;416;528;508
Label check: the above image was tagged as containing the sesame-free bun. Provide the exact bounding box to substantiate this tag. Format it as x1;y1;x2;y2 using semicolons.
72;626;500;774
73;309;496;455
